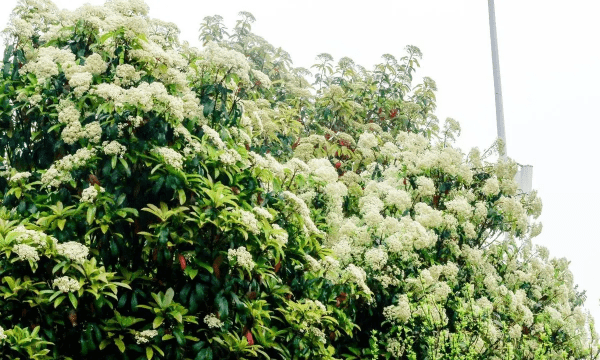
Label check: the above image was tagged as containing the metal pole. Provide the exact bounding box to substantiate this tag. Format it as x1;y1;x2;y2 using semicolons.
488;0;507;159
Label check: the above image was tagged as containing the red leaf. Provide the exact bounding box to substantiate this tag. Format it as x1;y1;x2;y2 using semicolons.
274;261;282;273
178;254;187;270
245;331;254;345
213;255;224;279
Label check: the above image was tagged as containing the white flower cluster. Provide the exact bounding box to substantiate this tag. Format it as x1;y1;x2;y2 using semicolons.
135;329;158;344
307;158;338;184
357;132;379;149
204;314;223;328
364;247;388;271
227;246;255;271
251;69;272;88
9;171;31;183
239;210;260;235
115;64;142;86
270;224;289;246
416;176;436;197
219;149;242;166
383;295;411;323
445;196;473;220
103;140;127;157
81;186;105;203
154;147;183;169
52;276;81;293
282;191;321;235
197;42;251;84
307;326;327;344
253;207;273;221
14;225;54;248
13;244;40;262
385;189;412;212
56;241;89;263
201;125;226;150
41;148;97;188
482;176;500;196
69;71;93;96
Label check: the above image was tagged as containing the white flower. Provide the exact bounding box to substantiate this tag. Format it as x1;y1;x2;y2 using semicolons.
253;207;273;220
383;295;411;323
202;125;226;149
83;122;102;143
307;326;327;343
270;224;289;246
52;276;81;293
416;176;436;197
13;244;39;262
154;147;183;169
135;329;158;344
204;314;223;328
228;247;255;271
385;189;411;212
84;53;108;75
414;203;444;229
239;210;260;234
103;140;127;157
9;171;31;183
508;323;522;339
219;149;242;165
81;186;105;203
56;242;89;263
357;132;378;149
115;64;142;85
482;176;500;196
58;105;80;124
364;247;388;271
0;326;6;341
307;158;338;184
445;196;473;220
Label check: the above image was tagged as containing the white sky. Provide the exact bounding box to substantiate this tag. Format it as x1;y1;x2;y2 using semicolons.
2;0;599;323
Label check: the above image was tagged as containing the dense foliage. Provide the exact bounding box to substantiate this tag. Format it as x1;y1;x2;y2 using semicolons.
0;0;598;359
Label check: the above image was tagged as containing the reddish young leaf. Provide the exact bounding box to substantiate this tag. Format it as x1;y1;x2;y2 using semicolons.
178;254;187;270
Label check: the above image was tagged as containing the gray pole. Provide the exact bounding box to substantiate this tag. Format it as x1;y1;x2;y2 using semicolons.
488;0;507;159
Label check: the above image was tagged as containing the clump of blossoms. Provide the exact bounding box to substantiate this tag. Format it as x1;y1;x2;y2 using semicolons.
80;186;105;203
56;242;89;264
153;147;184;169
52;276;80;293
12;244;40;262
203;314;223;329
0;0;596;359
227;247;255;271
135;330;158;344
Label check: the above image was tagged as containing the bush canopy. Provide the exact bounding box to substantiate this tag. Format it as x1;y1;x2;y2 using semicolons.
0;0;598;359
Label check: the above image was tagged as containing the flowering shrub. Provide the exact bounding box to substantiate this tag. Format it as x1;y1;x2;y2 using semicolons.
0;0;598;359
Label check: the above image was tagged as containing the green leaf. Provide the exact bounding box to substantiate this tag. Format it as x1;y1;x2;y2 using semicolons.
164;288;174;307
146;346;154;360
196;348;213;360
54;295;65;308
68;292;78;309
178;189;186;205
87;206;97;224
153;316;164;329
184;267;198;279
57;219;67;231
114;338;126;353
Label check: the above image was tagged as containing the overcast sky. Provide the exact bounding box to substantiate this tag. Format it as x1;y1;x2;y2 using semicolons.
2;0;599;323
